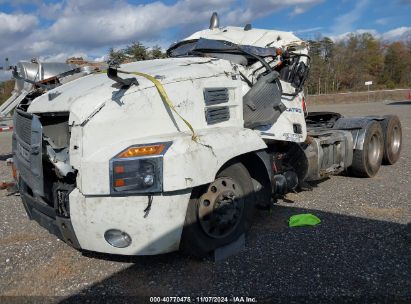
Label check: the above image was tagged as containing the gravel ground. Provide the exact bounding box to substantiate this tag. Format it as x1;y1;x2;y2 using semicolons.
0;101;410;303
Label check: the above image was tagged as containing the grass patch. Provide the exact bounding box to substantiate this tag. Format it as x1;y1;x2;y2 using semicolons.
0;80;15;106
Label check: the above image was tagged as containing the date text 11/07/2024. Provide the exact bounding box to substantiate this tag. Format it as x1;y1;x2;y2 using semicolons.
149;296;258;303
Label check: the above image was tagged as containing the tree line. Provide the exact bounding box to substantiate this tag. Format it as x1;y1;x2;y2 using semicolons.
108;42;166;64
2;33;410;106
108;34;411;95
306;33;411;95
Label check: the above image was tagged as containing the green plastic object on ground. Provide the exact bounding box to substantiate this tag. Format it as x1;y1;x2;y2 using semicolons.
289;213;321;227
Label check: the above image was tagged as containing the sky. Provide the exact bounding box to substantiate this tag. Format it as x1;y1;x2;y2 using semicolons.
0;0;410;81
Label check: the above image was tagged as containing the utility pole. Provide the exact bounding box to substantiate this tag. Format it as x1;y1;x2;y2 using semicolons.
365;81;372;102
318;77;321;95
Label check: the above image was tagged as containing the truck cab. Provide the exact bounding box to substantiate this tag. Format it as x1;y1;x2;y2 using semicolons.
12;14;402;257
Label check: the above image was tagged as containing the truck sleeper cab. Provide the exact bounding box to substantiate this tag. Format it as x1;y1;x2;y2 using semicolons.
12;14;402;257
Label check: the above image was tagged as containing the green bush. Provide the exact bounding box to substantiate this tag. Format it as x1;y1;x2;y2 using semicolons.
0;80;15;106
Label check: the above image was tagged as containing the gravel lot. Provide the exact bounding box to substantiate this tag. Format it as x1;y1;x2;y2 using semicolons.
0;101;410;303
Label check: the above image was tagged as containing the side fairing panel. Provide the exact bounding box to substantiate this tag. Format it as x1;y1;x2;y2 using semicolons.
255;91;307;143
163;127;267;191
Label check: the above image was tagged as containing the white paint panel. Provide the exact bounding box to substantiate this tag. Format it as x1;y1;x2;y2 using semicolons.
184;26;303;48
256;92;307;142
70;188;191;255
78;127;266;195
27;57;235;125
163;127;267;191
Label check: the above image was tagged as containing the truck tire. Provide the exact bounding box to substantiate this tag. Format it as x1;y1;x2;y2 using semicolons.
350;121;384;178
180;162;255;257
381;115;402;165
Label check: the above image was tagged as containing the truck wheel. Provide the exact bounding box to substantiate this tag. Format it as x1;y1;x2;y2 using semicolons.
351;121;384;178
180;162;255;257
381;115;402;165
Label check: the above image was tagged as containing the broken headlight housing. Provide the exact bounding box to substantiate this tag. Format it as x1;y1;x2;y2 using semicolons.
110;142;171;194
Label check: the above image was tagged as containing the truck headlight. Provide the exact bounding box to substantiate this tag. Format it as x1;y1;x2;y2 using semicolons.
110;142;171;194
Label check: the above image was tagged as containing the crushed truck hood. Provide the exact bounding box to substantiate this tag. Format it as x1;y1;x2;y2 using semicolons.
27;57;234;124
183;26;303;49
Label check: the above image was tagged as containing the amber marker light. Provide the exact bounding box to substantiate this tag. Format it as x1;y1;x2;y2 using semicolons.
114;166;125;174
302;97;307;114
118;144;165;158
114;179;125;187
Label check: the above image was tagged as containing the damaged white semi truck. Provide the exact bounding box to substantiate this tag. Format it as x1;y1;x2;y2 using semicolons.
12;14;402;257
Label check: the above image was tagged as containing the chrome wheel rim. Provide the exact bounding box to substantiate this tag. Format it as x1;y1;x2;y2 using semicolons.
198;177;244;239
368;134;381;166
391;126;401;155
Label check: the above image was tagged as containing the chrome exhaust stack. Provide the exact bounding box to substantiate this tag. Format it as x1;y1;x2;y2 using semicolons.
209;12;219;30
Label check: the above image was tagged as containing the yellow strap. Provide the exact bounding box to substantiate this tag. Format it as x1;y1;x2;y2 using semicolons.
101;69;197;141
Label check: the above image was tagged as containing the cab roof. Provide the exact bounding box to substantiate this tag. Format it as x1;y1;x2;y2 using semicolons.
182;26;304;49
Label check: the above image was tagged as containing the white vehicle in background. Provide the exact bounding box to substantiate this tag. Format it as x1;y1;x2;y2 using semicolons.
12;13;402;257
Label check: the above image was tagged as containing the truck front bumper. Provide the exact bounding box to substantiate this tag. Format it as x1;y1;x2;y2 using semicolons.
20;182;81;249
21;184;191;255
69;189;191;255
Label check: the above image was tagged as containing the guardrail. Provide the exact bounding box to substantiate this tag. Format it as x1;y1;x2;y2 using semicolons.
307;88;411;105
0;118;13;132
0;126;13;132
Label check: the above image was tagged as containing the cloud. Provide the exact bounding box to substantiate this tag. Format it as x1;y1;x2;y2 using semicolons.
0;0;238;63
93;55;108;62
37;1;65;20
0;0;324;63
46;0;234;48
25;41;54;54
382;27;411;41
0;12;40;66
295;26;323;34
38;52;90;63
330;27;411;42
330;0;370;35
331;29;379;41
0;12;38;38
375;17;390;26
0;0;41;6
225;0;323;25
324;0;410;42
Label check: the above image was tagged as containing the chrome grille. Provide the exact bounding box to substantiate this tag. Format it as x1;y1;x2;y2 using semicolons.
13;112;44;197
15;111;32;144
